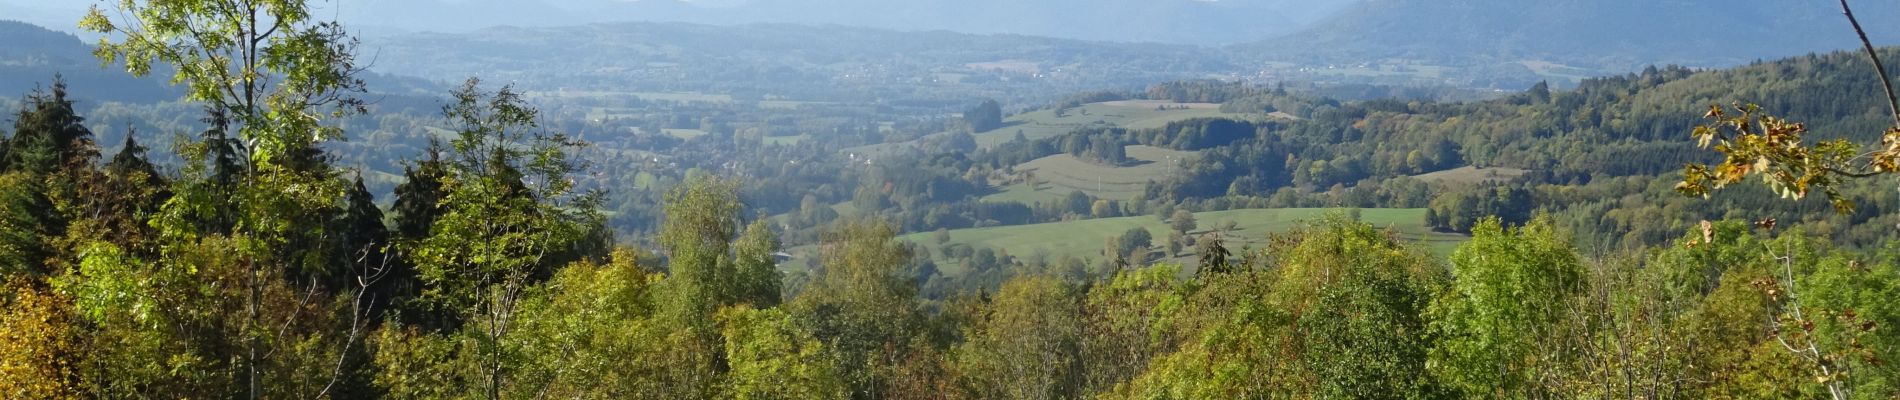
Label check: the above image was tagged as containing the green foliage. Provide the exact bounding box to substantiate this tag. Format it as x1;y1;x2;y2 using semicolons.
1427;216;1585;398
733;219;786;308
1080;264;1194;396
964;99;1004;133
1114;227;1153;261
2;81;96;176
392;79;605;400
720;306;847;400
1194;233;1232;275
0;280;84;399
1117;216;1446;398
1168;209;1196;234
1275;217;1446;398
657;175;745;326
82;0;367;168
0;173;60;277
61;238;359;398
1678;103;1894;212
15;3;1900;398
954;275;1084;399
793;219;922;398
409;78;603;329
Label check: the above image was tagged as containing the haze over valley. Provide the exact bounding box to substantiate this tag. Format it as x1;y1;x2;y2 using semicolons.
3;0;1900;398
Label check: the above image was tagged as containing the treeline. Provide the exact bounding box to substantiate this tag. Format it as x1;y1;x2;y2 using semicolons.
5;65;1900;400
764;49;1900;260
6;86;1897;398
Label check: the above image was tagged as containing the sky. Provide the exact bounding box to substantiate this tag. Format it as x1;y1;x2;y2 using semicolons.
0;0;1357;44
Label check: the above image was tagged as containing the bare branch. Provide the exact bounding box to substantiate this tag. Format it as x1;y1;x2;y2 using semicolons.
1840;0;1900;128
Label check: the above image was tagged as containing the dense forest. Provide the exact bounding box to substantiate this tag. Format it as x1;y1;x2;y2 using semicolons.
4;0;1900;399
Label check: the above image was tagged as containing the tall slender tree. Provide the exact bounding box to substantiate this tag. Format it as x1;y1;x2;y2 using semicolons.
81;1;376;397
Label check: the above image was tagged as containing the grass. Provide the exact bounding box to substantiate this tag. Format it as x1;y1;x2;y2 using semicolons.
662;128;709;139
632;171;659;190
899;208;1468;276
982;145;1195;203
846;101;1250;157
763;135;809;146
1519;60;1605;82
982;182;1065;205
531;90;733;103
973;102;1238;148
1411;166;1531;185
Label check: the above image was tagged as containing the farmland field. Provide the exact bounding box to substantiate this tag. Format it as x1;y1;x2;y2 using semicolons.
662;128;709;139
763;134;809;146
971;101;1239;147
983;145;1195;203
1411;165;1531;185
847;101;1253;156
898;208;1467;276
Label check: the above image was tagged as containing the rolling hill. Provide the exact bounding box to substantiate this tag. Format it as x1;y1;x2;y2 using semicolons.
0;20;177;103
322;0;1356;45
1241;0;1900;71
359;22;1246;105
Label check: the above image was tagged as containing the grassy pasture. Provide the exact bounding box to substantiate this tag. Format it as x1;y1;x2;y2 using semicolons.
899;208;1467;276
763;135;809;146
662;128;709;139
847;101;1250;156
983;145;1194;203
972;102;1237;147
1411;166;1531;185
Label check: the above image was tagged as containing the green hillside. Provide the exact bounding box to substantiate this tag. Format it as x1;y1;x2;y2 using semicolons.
899;208;1463;275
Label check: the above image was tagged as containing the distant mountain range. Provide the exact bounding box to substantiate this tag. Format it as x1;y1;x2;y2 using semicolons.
0;20;176;103
1239;0;1900;69
346;0;1357;45
357;21;1247;104
0;20;437;105
14;0;1899;68
10;0;1900;95
0;0;1353;45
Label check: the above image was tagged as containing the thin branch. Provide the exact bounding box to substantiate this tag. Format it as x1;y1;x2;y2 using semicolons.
1840;0;1900;128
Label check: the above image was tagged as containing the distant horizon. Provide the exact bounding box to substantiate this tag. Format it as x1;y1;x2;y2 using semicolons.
0;0;1356;45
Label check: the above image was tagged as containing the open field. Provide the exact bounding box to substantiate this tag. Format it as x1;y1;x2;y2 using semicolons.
662;128;709;139
846;101;1251;157
971;102;1239;147
897;208;1467;276
1519;60;1606;82
1098;100;1222;109
981;182;1066;205
1411;166;1531;185
983;145;1195;203
965;60;1041;74
531;90;732;103
763;135;809;146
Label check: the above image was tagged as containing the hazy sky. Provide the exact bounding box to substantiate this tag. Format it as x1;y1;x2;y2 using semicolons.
1;0;1357;44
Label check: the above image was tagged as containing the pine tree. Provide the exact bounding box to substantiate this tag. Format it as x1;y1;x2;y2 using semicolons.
0;173;60;277
1195;233;1231;276
80;134;170;249
105;135;165;190
392;145;448;241
332;176;391;294
2;79;96;176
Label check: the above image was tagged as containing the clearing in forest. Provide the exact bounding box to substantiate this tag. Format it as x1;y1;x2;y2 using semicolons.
1411;166;1531;185
901;208;1467;276
984;145;1196;203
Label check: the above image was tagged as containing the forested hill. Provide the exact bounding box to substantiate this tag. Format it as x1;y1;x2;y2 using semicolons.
360;21;1243;105
1240;0;1900;70
8;1;1900;397
0;20;176;103
1113;47;1900;252
325;0;1352;45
